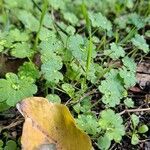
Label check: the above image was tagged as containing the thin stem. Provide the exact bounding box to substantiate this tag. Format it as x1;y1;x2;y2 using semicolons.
119;107;150;115
33;0;48;51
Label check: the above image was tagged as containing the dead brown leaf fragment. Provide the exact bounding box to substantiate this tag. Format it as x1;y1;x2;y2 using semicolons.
17;97;92;150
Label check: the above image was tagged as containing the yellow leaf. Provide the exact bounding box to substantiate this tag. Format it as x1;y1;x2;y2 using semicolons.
17;97;92;150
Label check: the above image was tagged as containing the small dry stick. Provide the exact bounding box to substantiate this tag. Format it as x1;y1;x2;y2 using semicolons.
1;119;23;130
119;107;150;115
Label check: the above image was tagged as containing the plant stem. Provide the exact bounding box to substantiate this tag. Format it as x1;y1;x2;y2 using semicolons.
33;0;48;51
119;107;150;115
82;2;93;76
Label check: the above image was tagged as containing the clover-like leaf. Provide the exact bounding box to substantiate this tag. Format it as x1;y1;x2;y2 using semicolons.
73;97;92;114
89;12;112;31
11;42;33;58
0;73;37;106
128;13;145;29
99;79;125;107
48;0;65;10
41;61;63;84
39;28;56;41
63;12;78;25
67;34;85;61
46;94;61;103
119;67;137;88
39;36;62;53
17;10;39;32
104;43;125;60
99;109;125;143
40;38;63;83
124;98;134;108
4;0;33;10
99;69;126;107
76;114;100;135
18;62;40;81
9;28;29;42
62;83;75;98
114;15;128;29
0;102;10;112
122;56;136;72
4;140;17;150
97;134;111;150
41;53;63;83
131;34;149;53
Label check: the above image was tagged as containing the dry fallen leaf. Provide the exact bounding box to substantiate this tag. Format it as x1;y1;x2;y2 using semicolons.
17;97;92;150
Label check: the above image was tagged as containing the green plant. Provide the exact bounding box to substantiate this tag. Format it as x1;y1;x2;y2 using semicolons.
0;140;18;150
0;0;149;149
99;109;125;143
130;114;148;145
0;73;37;106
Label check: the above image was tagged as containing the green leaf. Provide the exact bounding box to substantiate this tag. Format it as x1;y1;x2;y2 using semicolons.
131;34;149;53
119;67;137;88
40;37;62;53
9;28;29;42
131;133;139;145
89;12;112;31
99;69;125;107
41;53;63;83
0;73;37;106
124;98;134;108
62;83;75;98
43;13;53;28
48;0;65;10
97;134;111;150
76;114;100;135
46;94;61;103
99;109;125;142
104;43;125;60
138;125;149;133
73;97;92;113
67;34;85;61
4;140;17;150
4;0;33;10
126;0;134;9
86;63;97;83
122;56;136;72
11;42;33;58
40;38;63;84
17;10;40;32
131;114;139;128
63;12;78;25
145;30;150;37
4;0;18;8
99;79;124;107
114;15;128;29
39;27;56;41
128;13;145;29
18;62;40;81
0;140;3;147
0;102;10;112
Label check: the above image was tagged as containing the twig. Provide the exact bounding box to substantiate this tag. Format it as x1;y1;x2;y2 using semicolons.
139;139;150;143
1;119;24;130
119;107;150;115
